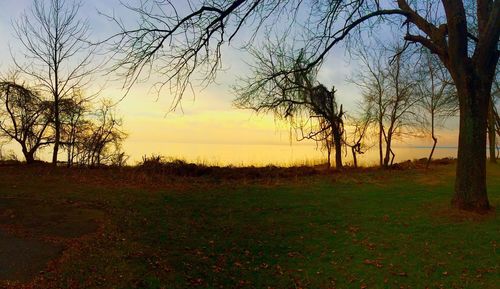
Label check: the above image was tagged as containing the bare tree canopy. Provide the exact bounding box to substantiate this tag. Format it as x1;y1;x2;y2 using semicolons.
234;46;345;168
415;49;458;168
353;42;421;168
0;80;53;163
343;114;372;168
109;1;496;100
12;0;100;165
74;100;127;167
111;0;499;212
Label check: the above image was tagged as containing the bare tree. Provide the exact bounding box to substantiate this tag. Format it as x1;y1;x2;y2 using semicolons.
354;43;420;168
235;46;345;169
344;115;372;168
111;1;499;212
75;100;127;167
415;50;458;168
0;81;53;163
12;0;99;166
384;46;421;167
304;85;345;169
59;93;88;167
352;46;388;167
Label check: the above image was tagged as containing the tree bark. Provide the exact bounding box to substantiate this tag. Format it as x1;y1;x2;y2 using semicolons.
452;78;490;212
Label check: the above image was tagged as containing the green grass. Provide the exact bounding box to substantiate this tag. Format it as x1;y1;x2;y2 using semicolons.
0;163;498;288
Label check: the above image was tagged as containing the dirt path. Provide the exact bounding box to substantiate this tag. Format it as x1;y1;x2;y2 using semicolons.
0;197;105;284
0;231;62;282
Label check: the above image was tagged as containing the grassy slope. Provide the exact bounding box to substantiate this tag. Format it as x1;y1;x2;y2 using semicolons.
0;163;498;289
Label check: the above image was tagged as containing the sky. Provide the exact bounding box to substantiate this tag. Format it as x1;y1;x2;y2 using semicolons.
0;0;460;166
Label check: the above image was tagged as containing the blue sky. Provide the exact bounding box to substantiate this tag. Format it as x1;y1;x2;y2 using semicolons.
0;0;459;165
0;0;362;110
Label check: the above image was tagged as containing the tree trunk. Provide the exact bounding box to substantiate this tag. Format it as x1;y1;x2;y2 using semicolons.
351;147;358;168
52;96;60;166
383;134;392;168
390;148;395;166
427;136;438;169
326;145;331;169
378;121;383;167
488;98;497;163
22;147;35;164
426;115;437;169
452;79;490;212
333;128;342;169
67;146;72;168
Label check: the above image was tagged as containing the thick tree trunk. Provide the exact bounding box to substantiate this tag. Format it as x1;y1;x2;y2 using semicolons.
488;98;497;163
22;147;35;164
452;80;490;212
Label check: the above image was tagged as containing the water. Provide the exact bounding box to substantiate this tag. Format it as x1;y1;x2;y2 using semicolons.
123;141;459;167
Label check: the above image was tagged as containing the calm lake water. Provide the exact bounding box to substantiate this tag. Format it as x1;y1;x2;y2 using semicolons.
6;140;491;167
124;142;460;167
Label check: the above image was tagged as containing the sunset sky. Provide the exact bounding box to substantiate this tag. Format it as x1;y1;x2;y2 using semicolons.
0;0;460;166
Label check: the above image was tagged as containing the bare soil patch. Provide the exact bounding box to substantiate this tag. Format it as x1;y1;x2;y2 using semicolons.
0;231;62;282
0;197;105;283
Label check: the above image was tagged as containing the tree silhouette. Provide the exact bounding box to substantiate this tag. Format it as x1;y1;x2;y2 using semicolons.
353;43;420;168
0;81;53;163
235;47;345;169
415;50;458;168
110;0;499;212
13;0;99;166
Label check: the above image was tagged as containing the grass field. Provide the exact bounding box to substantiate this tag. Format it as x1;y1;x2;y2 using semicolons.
0;162;498;289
